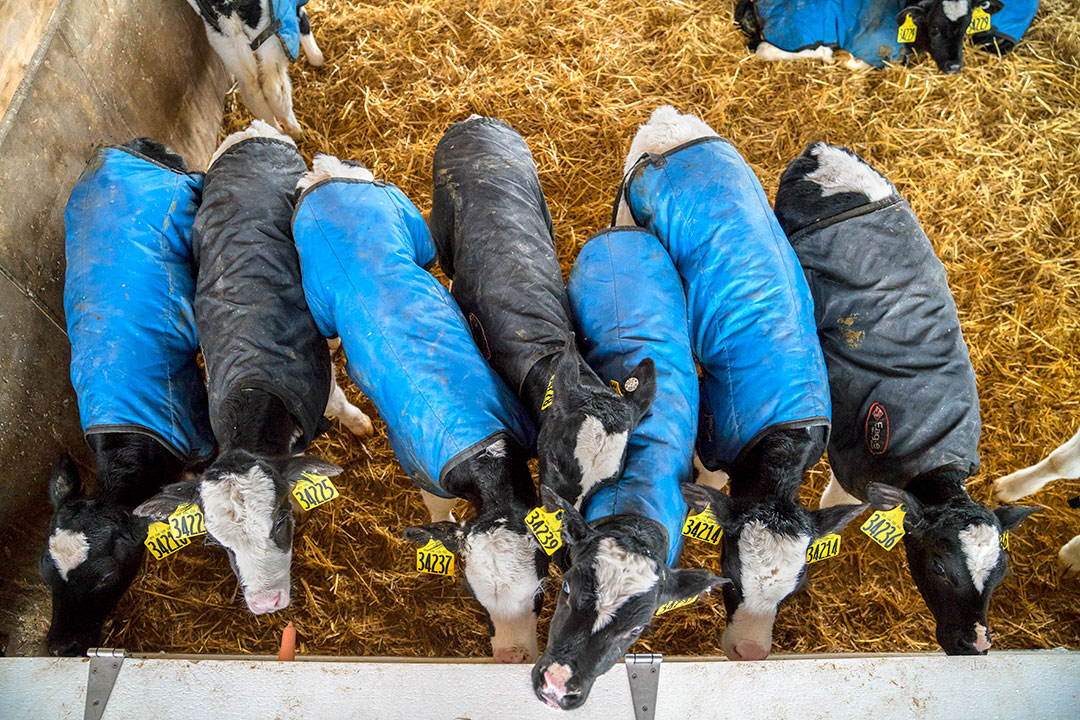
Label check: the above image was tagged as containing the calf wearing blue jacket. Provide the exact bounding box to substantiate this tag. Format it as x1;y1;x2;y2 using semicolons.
615;106;865;664
291;155;548;664
42;139;214;656
533;227;723;711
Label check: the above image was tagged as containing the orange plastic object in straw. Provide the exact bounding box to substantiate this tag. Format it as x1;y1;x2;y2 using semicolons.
278;621;296;661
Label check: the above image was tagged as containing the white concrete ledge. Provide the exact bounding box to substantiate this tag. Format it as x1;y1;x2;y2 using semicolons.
1;651;1077;719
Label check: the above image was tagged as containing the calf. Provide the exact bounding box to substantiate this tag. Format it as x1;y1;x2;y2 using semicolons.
531;227;724;710
291;154;546;662
136;122;366;615
616;106;865;661
186;0;324;137
735;0;1011;73
41;139;215;655
429;116;657;510
774;141;1037;653
994;426;1080;577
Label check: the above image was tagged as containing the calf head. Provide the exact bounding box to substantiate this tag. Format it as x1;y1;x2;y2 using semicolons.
867;482;1036;654
404;513;549;664
533;487;724;710
897;0;1004;73
39;455;147;656
682;483;864;661
135;449;341;614
539;345;657;506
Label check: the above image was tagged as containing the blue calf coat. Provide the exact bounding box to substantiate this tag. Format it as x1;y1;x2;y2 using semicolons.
267;0;307;61
751;0;908;67
292;178;536;497
568;228;696;566
622;138;831;471
64;146;214;460
972;1;1039;52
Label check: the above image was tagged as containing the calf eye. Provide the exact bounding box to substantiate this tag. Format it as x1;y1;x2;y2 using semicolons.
631;626;644;635
562;581;570;595
932;560;946;575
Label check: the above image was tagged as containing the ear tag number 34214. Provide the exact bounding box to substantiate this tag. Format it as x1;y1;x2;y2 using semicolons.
682;504;723;545
861;505;906;551
897;14;918;43
145;521;190;560
416;539;455;576
168;502;206;541
807;533;841;564
967;7;991;34
525;507;564;555
292;472;339;511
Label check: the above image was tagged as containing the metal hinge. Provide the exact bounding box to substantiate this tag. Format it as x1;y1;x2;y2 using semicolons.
625;653;662;720
84;648;125;720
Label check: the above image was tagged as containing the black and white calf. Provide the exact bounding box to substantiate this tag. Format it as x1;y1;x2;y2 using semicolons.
616;107;865;661
429;116;657;509
186;0;324;138
136;122;367;615
775;142;1037;654
995;426;1080;577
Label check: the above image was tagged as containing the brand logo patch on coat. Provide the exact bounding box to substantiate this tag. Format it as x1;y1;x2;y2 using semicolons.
865;402;889;455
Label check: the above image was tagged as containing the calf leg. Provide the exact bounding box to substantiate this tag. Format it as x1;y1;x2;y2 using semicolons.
421;490;458;523
324;364;373;437
204;21;280;129
298;8;325;67
1059;534;1080;579
254;40;303;139
694;454;729;490
755;41;835;64
994;427;1080;502
819;471;860;509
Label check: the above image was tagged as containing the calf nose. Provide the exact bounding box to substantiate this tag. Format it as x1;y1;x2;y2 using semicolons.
247;589;289;614
945;63;963;74
973;635;991;653
733;642;769;661
493;647;529;664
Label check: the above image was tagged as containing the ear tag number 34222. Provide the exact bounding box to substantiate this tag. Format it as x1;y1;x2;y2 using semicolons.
292;472;339;511
168;502;206;541
897;15;918;43
682;504;723;545
967;7;991;34
861;505;906;551
145;521;190;560
416;539;455;576
525;507;564;555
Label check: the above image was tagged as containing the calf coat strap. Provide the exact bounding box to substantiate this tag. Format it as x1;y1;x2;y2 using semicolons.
568;227;696;566
64;146;215;460
292;178;536;496
622;138;831;471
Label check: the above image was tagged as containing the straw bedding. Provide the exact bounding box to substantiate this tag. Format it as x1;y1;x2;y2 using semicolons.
104;0;1079;656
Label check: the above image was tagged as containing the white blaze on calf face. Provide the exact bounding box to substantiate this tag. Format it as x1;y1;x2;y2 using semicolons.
942;0;969;21
200;466;291;608
806;144;894;202
574;416;628;505
591;537;659;632
958;523;1000;593
463;523;543;659
723;522;811;658
48;529;90;581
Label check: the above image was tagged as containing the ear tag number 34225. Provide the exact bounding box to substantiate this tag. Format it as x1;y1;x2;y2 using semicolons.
861;505;906;551
525;507;564;555
967;7;991;34
292;472;339;511
416;539;455;576
682;504;723;545
168;503;206;541
145;521;190;560
897;15;918;43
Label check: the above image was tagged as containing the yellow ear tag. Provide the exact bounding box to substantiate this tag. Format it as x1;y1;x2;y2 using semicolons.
541;374;555;411
655;594;699;616
292;472;340;511
898;14;918;43
861;505;906;550
525;506;564;555
145;521;190;560
1000;530;1010;551
682;504;723;544
609;379;623;396
967;7;991;34
168;502;206;541
807;533;842;564
416;538;455;576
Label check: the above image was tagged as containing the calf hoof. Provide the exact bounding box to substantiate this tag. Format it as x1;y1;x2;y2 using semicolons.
1059;536;1080;579
282;120;304;140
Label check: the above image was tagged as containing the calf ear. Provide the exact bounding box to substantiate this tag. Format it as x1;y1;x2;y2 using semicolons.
550;337;582;403
48;453;82;508
809;503;867;538
867;482;922;524
980;0;1004;14
133;481;201;521
895;1;929;25
994;505;1038;531
279;455;343;488
660;567;729;604
540;485;594;547
680;483;735;526
403;522;463;554
621;357;657;425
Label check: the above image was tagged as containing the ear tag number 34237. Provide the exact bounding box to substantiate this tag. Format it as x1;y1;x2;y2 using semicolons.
293;472;339;511
416;539;455;576
682;504;723;545
861;505;906;550
525;507;564;555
